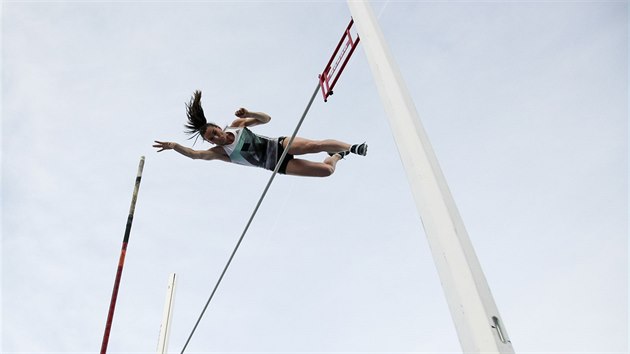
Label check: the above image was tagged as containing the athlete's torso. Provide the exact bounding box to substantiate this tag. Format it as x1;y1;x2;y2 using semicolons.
220;127;279;170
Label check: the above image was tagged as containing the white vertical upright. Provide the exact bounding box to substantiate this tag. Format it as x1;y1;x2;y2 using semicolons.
347;2;515;353
157;273;177;354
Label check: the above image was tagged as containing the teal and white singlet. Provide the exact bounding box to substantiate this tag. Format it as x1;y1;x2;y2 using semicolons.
221;127;281;171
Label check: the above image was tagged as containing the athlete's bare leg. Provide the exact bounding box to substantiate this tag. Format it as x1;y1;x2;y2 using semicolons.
284;154;342;177
282;137;350;156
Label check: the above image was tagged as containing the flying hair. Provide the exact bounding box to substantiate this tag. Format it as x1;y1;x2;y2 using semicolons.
184;90;207;141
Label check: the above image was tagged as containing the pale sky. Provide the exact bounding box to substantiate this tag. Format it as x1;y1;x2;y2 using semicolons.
2;1;627;354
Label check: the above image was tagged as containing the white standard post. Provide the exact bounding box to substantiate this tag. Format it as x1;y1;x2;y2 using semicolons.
157;273;177;354
347;2;515;353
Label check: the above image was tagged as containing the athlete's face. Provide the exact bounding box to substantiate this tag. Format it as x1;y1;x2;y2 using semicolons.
203;126;227;145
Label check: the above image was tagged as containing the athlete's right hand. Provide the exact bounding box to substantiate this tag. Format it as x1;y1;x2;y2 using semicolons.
153;140;175;152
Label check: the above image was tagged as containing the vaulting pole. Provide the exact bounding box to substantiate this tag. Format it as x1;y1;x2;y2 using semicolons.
179;84;321;354
347;2;515;353
100;156;145;354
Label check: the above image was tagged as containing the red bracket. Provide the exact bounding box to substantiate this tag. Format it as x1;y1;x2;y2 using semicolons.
318;18;361;102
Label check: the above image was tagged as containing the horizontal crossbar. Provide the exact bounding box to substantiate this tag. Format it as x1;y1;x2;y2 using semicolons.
318;18;361;102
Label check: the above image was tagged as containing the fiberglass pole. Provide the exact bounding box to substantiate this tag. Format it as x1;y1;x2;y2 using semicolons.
100;156;145;354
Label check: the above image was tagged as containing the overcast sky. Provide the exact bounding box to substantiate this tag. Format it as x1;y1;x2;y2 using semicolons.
2;1;627;353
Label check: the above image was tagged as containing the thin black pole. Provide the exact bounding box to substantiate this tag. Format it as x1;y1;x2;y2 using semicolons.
100;156;145;354
180;83;321;353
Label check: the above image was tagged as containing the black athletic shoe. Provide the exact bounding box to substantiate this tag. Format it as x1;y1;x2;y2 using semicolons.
351;142;368;156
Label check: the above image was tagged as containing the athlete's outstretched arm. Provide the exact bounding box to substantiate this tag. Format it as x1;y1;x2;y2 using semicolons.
230;108;271;128
153;141;229;162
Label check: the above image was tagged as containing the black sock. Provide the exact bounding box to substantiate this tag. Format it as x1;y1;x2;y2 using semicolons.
329;151;349;158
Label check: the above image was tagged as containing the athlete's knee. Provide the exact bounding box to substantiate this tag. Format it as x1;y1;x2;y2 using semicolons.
323;165;335;177
319;163;336;177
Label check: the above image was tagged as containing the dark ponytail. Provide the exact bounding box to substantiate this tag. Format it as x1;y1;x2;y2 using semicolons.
184;90;208;140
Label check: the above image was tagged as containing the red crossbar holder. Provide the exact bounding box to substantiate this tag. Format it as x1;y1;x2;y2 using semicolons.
318;18;361;102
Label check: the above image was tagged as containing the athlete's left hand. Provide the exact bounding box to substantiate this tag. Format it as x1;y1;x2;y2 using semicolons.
235;108;249;118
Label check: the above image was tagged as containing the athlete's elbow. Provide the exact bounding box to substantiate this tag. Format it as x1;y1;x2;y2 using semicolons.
188;152;205;160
